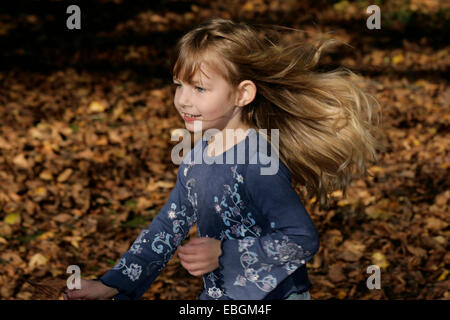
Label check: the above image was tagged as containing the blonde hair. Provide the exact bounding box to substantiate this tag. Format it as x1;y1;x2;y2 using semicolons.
170;18;384;208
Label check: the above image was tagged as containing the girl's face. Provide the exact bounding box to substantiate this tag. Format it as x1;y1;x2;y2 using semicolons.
173;63;244;133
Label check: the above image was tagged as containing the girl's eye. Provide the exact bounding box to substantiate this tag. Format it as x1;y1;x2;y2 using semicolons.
172;83;205;93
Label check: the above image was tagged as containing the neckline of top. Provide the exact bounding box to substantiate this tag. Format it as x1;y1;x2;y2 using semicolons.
202;128;257;161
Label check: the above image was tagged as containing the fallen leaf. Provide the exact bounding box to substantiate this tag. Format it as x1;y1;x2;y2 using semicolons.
0;222;13;236
28;253;48;269
29;187;48;202
1;251;24;266
37;231;55;240
336;290;347;299
372;251;390;269
425;217;448;231
437;269;448;281
13;154;30;169
53;213;73;223
57;168;73;182
88;101;106;113
328;264;346;282
392;54;404;65
339;240;366;262
39;170;53;180
4;212;21;225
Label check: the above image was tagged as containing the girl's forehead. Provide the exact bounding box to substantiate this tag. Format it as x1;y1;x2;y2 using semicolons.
174;49;230;83
176;62;224;84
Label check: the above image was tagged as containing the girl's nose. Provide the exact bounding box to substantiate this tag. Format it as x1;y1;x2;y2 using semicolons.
176;86;193;107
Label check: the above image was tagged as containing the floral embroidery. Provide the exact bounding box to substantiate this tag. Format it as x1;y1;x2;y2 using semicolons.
231;237;278;292
231;235;311;292
263;236;311;274
150;178;198;260
130;230;150;254
112;258;142;281
207;286;224;299
183;160;195;177
151;231;174;260
216;165;261;240
167;208;177;220
204;272;224;299
234;274;246;286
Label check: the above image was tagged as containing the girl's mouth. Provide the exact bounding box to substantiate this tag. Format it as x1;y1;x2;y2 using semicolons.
182;112;202;122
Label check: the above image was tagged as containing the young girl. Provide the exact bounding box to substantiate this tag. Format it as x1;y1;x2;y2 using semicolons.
64;18;381;300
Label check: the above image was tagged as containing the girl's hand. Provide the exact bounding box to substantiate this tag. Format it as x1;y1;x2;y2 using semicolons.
63;279;119;300
178;237;222;277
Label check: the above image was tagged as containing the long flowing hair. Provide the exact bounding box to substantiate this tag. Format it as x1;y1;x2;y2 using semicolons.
170;18;384;208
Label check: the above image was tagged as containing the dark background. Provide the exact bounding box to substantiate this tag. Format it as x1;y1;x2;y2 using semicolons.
0;0;448;300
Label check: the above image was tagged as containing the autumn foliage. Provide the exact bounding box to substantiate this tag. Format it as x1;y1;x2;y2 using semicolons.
0;0;448;300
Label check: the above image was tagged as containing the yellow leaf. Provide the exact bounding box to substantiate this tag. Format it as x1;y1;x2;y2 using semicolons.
4;212;21;225
440;162;450;169
88;101;105;113
372;251;390;269
337;199;351;206
63;235;83;248
28;253;48;269
70;239;80;248
414;79;427;87
337;290;347;299
30;187;48;202
427;127;437;135
0;237;7;244
392;54;404;65
33;187;47;196
50;268;63;277
39;170;53;181
331;190;343;197
368;166;384;174
437;269;448;281
334;0;349;12
242;2;254;11
37;231;55;240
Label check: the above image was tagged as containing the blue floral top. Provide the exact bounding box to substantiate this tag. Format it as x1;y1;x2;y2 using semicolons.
99;129;320;300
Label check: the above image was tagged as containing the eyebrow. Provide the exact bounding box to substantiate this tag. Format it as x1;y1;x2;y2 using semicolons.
173;78;208;86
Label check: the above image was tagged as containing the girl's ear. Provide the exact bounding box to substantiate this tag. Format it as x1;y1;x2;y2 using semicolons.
235;80;257;108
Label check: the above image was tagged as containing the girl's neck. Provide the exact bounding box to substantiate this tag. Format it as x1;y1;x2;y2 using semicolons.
206;121;250;158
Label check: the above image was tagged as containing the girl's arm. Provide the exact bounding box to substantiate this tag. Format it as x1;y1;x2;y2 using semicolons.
217;158;320;300
98;164;197;300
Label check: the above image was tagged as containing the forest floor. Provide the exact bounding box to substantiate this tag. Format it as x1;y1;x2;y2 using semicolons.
0;0;448;299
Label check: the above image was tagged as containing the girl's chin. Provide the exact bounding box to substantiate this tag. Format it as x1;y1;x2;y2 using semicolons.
184;119;203;132
185;127;200;133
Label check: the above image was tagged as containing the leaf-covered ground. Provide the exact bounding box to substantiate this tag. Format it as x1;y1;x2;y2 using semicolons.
0;0;448;300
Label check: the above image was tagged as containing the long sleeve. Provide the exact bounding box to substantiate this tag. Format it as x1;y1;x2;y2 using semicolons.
217;158;320;300
99;165;197;300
